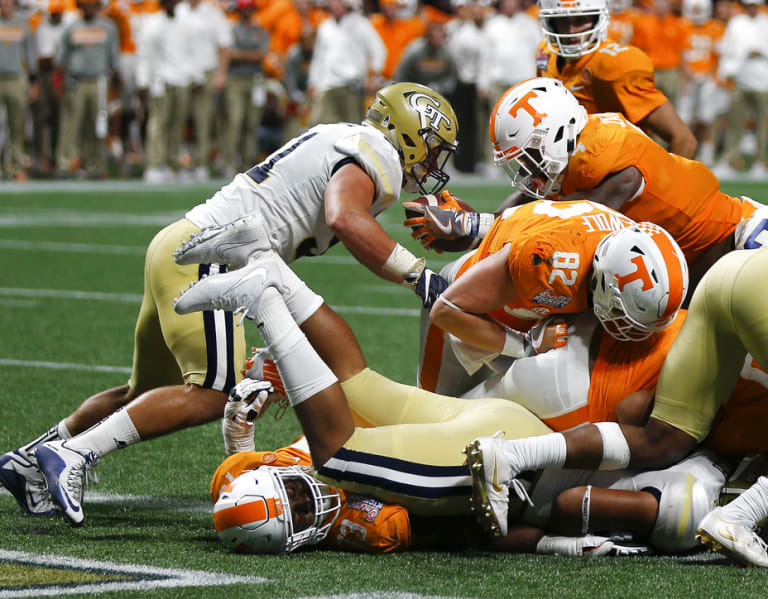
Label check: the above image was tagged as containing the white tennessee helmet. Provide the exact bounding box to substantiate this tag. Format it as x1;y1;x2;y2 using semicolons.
682;0;711;24
591;223;689;342
490;78;587;199
213;465;341;554
539;0;610;58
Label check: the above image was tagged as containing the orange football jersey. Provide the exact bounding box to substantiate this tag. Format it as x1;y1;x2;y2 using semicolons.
536;38;668;124
562;112;757;262
211;444;412;553
682;20;724;76
631;13;689;70
457;200;635;331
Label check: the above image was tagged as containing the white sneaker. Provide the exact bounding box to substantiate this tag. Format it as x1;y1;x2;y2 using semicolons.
464;432;513;538
142;167;166;183
194;166;209;182
173;215;272;269
749;163;768;181
696;507;768;567
35;441;98;527
173;258;284;320
711;162;738;180
0;449;56;516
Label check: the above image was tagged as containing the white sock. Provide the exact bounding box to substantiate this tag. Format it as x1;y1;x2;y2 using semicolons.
255;287;337;406
57;419;72;440
501;433;567;479
535;535;584;556
272;257;324;325
65;408;140;458
722;476;768;525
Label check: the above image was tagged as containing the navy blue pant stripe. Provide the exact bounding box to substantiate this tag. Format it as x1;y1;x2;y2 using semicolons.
331;446;469;477
316;464;471;499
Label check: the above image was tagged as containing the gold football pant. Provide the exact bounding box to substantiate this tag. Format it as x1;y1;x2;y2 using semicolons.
652;248;768;441
128;218;245;394
316;368;552;516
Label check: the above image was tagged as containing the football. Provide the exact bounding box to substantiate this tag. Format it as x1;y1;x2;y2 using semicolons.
403;192;478;252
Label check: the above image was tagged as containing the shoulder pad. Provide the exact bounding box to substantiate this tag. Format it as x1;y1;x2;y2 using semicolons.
593;42;655;82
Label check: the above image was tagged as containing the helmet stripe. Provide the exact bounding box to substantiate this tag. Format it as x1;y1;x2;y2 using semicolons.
651;229;686;319
213;497;279;532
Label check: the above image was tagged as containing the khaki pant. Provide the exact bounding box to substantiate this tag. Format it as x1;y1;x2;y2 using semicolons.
720;86;768;167
310;85;364;126
654;68;682;108
56;78;105;175
189;70;216;168
0;74;28;176
146;84;190;171
224;74;264;170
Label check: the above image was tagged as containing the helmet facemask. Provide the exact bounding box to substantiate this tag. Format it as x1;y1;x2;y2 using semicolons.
495;133;568;199
539;1;609;58
407;129;457;194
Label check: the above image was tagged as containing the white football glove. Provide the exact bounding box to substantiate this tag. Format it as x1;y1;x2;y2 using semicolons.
222;379;274;455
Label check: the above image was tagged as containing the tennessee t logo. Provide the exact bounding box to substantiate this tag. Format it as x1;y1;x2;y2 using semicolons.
615;256;653;291
509;91;547;126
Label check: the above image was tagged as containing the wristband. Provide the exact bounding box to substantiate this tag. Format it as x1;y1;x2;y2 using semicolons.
501;327;531;358
383;243;425;283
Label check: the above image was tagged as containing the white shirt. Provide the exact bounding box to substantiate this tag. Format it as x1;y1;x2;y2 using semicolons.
308;12;386;93
176;0;232;82
479;12;541;93
136;10;196;94
446;17;486;84
717;12;768;92
185;123;403;262
36;11;77;59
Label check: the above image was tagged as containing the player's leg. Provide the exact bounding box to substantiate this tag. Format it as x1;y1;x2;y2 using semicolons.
35;220;245;525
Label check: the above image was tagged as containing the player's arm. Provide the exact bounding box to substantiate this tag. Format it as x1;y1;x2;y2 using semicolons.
615;389;655;427
638;100;697;159
325;162;404;284
558;167;644;212
430;246;524;354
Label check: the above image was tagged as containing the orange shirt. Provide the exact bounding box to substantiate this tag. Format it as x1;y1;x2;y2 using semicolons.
269;7;327;56
457;200;635;331
607;9;638;45
631;13;689;69
211;444;412;553
369;13;426;80
106;0;136;54
536;38;668;124
682;19;724;77
562;112;757;262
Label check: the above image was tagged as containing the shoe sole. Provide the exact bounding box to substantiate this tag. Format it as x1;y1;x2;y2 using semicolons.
464;440;503;538
696;528;760;568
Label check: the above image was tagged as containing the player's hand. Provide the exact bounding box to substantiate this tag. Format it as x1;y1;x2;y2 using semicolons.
403;190;486;252
406;268;449;309
222;379;274;455
526;318;569;355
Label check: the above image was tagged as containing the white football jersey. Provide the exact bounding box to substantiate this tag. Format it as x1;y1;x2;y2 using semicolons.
185;123;403;263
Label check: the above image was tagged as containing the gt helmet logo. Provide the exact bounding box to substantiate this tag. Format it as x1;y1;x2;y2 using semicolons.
408;92;451;131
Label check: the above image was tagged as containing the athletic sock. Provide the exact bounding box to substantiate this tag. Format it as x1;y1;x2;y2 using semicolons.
65;408;140;459
271;257;324;325
255;287;337;406
722;476;768;526
501;433;567;480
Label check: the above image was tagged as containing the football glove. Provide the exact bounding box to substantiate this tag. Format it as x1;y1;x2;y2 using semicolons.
222;379;274;455
526;318;569;355
406;268;449;310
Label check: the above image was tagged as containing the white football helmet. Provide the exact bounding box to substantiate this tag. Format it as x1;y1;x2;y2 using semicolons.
591;223;688;342
682;0;711;23
490;78;587;199
213;465;341;554
539;0;610;58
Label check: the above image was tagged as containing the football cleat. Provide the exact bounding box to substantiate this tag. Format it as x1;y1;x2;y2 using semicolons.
173;258;284;321
464;432;513;538
696;507;768;568
173;215;272;268
0;449;56;516
734;206;768;250
35;441;98;527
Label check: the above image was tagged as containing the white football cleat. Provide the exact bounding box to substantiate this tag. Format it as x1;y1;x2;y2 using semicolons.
174;259;284;320
173;215;272;268
0;449;56;516
734;206;768;250
696;507;768;568
464;432;513;538
35;441;98;527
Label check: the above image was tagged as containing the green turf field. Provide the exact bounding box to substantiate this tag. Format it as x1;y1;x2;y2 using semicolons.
1;180;767;598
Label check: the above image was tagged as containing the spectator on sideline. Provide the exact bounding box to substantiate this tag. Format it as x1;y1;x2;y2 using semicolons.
606;0;636;44
307;0;385;125
177;0;231;182
136;0;193;182
446;0;485;173
0;0;38;181
713;0;768;179
223;0;269;177
395;21;457;99
478;0;540;175
369;0;426;82
56;0;119;179
282;26;315;140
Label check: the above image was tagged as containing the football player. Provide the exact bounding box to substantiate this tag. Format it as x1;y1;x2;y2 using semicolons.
0;82;459;525
174;256;724;556
463;247;768;567
418;198;688;395
535;0;697;157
